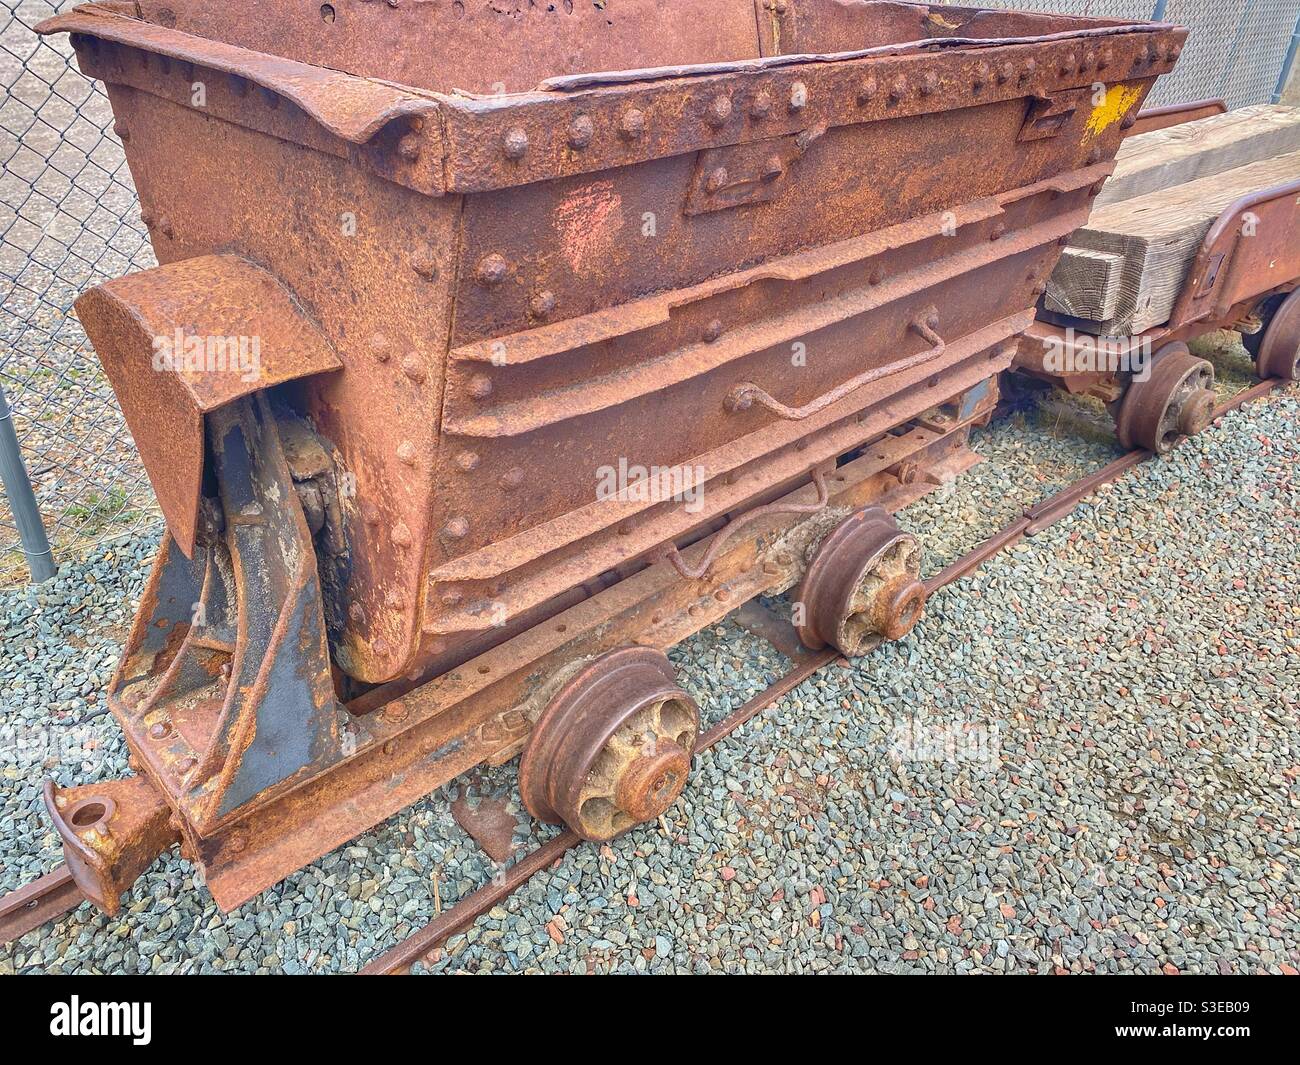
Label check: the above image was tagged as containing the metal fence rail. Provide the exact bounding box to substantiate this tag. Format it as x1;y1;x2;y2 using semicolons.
2;0;1299;583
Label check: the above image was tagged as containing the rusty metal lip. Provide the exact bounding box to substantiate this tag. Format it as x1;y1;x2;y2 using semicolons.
536;22;1184;92
37;5;442;144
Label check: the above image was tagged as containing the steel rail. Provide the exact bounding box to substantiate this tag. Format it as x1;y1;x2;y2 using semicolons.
1;378;1286;964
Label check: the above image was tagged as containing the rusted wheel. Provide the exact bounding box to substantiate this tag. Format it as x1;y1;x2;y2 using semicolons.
1248;290;1300;381
797;507;927;656
519;647;699;842
1114;343;1216;455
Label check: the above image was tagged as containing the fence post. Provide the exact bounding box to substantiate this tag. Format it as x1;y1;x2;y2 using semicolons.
1150;0;1168;20
1274;9;1300;103
0;383;56;583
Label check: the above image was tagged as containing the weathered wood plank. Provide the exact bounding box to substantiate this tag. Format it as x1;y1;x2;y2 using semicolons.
1046;148;1300;336
1097;104;1300;207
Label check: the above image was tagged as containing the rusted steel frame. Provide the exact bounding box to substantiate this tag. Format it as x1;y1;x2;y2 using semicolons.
724;310;945;421
659;469;832;581
543;22;1184;90
42;7;1184;199
192;403;990;910
39;6;442;143
437;31;1184;193
0;866;84;946
427;317;1031;636
1127;98;1226;138
1170;178;1300;329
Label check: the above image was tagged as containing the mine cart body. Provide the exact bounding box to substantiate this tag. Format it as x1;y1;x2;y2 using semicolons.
37;1;1184;910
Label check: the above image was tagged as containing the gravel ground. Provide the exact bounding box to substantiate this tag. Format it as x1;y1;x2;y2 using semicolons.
1;365;1296;975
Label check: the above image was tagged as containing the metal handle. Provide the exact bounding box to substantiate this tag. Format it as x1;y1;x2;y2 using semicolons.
659;468;830;581
724;309;946;422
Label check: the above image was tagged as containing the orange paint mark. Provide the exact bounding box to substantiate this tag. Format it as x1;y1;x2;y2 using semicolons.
553;180;625;277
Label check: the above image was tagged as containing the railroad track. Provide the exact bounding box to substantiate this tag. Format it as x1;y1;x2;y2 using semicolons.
0;377;1285;970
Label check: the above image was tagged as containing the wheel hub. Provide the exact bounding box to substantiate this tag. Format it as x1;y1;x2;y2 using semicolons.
1115;343;1216;455
519;647;699;842
798;507;927;656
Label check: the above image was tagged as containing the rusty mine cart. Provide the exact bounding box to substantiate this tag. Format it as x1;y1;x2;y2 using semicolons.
31;1;1185;916
1016;98;1300;455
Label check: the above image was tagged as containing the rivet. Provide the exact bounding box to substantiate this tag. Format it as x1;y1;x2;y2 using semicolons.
789;81;808;112
401;355;427;383
397;133;421;162
996;62;1012;85
762;155;784;180
476;253;509;287
1032;282;1048;296
1087;146;1103;165
148;720;171;739
1121;112;1138;130
455;450;481;472
159;216;174;238
362;502;381;527
140;209;155;228
396;441;417;466
391;522;413;548
1098;48;1113;70
617;523;632;536
973;63;991;91
229;833;248;854
620;108;646;140
1021;58;1036;81
888;75;907;104
383;739;399;757
467;374;493;399
373;637;391;656
750;90;773;119
384;700;409;723
529;290;557;319
349;602;365;621
441;516;470;540
990;222;1007;241
857;77;878;105
113;121;129;141
918;72;938;97
706;94;733;128
503;127;529;161
411;254;438;281
1168;42;1183;62
500;467;526;490
1082;50;1098;72
704;319;724;343
868;264;886;286
706;166;730;193
568;113;594;150
1060;52;1076;76
370;334;391;362
176;756;196;775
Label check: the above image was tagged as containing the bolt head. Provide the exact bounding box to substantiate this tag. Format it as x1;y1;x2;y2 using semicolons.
476;253;509;287
706;94;733;128
619;108;646;140
397;133;421;162
503;127;529;161
568;113;594;149
529;290;558;319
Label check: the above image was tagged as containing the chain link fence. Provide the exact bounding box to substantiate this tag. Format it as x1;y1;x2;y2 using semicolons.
2;0;1299;584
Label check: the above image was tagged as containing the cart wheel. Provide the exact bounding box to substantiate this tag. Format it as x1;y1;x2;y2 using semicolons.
519;647;699;842
1249;290;1300;381
1114;343;1216;455
797;507;927;656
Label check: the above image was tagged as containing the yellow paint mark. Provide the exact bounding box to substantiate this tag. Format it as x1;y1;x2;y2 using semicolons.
927;13;962;30
1085;84;1144;138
